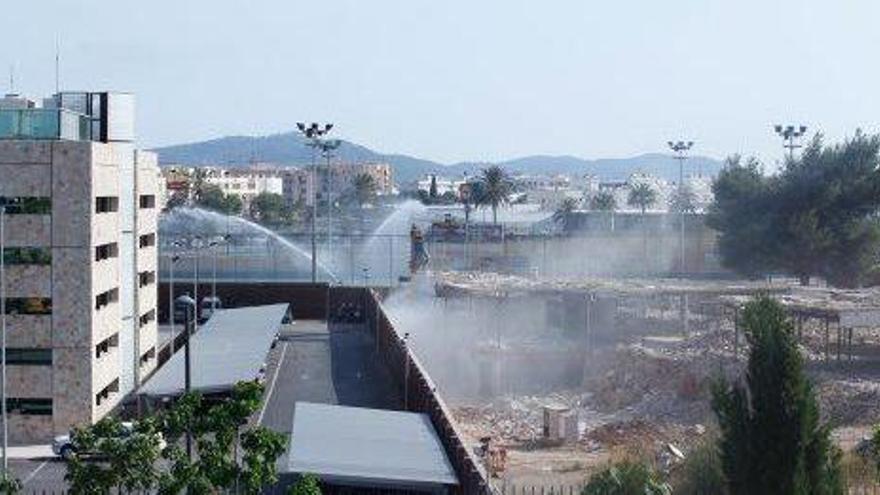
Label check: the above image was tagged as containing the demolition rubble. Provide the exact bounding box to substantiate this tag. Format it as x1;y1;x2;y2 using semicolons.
430;272;880;484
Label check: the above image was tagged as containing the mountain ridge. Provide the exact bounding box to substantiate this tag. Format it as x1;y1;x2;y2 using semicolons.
151;132;724;183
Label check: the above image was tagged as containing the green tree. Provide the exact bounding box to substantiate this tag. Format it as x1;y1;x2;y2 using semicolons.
288;474;322;495
352;173;377;208
582;460;671;495
708;133;880;287
476;166;514;224
672;439;726;495
627;183;657;215
250;192;286;223
590;191;617;231
706;155;777;279
197;184;242;215
429;175;438;199
552;197;579;233
711;296;843;495
65;381;287;495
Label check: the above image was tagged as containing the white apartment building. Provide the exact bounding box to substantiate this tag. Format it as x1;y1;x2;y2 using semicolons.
0;91;159;442
202;167;284;206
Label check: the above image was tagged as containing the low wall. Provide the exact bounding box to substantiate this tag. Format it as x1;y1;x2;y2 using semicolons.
158;281;331;321
364;290;493;495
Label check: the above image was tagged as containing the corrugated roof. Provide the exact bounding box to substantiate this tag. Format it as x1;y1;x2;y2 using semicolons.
139;304;288;397
287;402;458;488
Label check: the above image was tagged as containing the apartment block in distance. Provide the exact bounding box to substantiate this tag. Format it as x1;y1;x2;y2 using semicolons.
0;90;159;442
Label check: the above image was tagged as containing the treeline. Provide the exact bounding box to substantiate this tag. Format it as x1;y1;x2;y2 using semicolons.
708;131;880;287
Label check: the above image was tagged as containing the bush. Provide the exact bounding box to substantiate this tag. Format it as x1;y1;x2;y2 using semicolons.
582;459;671;495
672;440;726;495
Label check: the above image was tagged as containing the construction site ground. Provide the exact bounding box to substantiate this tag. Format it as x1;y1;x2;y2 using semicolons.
437;272;880;489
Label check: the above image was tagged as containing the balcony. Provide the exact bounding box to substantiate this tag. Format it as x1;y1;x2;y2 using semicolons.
0;109;90;141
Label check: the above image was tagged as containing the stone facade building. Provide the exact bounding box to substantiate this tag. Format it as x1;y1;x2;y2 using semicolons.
0;91;159;442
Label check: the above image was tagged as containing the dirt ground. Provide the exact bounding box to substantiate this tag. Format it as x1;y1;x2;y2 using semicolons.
451;306;880;489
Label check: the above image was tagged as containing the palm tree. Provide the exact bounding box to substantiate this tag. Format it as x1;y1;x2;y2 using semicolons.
628;183;658;272
552;197;579;234
627;183;657;215
189;167;209;203
352;173;377;209
590;191;617;231
476;166;513;225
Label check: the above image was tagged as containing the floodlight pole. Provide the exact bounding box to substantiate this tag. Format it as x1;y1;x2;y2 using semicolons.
296;122;336;283
774;124;808;162
668;140;693;274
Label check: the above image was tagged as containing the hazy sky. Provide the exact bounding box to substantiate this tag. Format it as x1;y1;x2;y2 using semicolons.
4;1;880;166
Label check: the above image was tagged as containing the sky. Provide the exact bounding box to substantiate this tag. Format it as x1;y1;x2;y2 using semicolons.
4;0;880;167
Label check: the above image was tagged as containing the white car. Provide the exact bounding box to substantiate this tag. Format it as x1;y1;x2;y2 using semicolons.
52;421;167;460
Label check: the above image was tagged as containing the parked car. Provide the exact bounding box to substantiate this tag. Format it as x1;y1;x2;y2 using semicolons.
200;296;222;321
52;421;167;460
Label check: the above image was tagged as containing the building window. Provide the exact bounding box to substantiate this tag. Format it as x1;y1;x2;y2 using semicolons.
7;348;52;365
139;195;156;209
139;233;156;248
139;309;156;328
140;347;156;365
95;379;119;407
94;243;119;262
2;247;51;265
95;196;119;213
95;334;119;359
95;288;119;311
4;298;52;315
6;398;52;416
138;271;156;288
0;197;51;215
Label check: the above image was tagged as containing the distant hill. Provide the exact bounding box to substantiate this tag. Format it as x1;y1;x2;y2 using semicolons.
152;132;724;184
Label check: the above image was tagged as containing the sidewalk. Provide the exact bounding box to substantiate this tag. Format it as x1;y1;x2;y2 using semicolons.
5;444;54;459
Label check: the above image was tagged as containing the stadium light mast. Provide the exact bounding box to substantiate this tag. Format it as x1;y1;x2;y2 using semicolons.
296;122;335;283
774;124;808;161
667;140;693;273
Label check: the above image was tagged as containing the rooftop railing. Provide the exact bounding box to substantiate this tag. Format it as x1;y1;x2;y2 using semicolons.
0;108;90;141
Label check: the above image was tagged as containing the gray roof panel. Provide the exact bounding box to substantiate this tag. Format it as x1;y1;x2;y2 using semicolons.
139;304;288;397
287;402;458;488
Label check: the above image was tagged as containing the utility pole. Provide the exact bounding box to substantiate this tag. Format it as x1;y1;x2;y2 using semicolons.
296;123;337;283
667;140;693;274
0;206;7;478
774;124;808;162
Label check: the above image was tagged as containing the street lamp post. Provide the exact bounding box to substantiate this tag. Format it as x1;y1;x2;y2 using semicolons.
169;254;180;353
296;122;337;283
667;140;693;273
0;206;7;477
774;124;808;162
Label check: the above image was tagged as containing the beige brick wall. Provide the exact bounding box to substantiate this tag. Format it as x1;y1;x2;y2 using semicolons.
4;215;50;247
51;248;92;349
0;164;51;196
7;365;53;398
5;315;51;348
5;265;51;298
52;347;92;435
0;141;52;165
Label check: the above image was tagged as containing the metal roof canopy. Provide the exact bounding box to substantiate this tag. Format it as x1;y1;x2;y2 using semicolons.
287;402;458;491
139;304;289;397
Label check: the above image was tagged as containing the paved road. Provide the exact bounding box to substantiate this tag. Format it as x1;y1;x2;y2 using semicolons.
259;320;401;435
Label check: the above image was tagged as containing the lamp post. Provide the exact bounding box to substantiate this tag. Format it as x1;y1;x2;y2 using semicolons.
667;140;693;273
774;124;808;161
168;254;180;353
0;206;7;477
296;122;336;283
